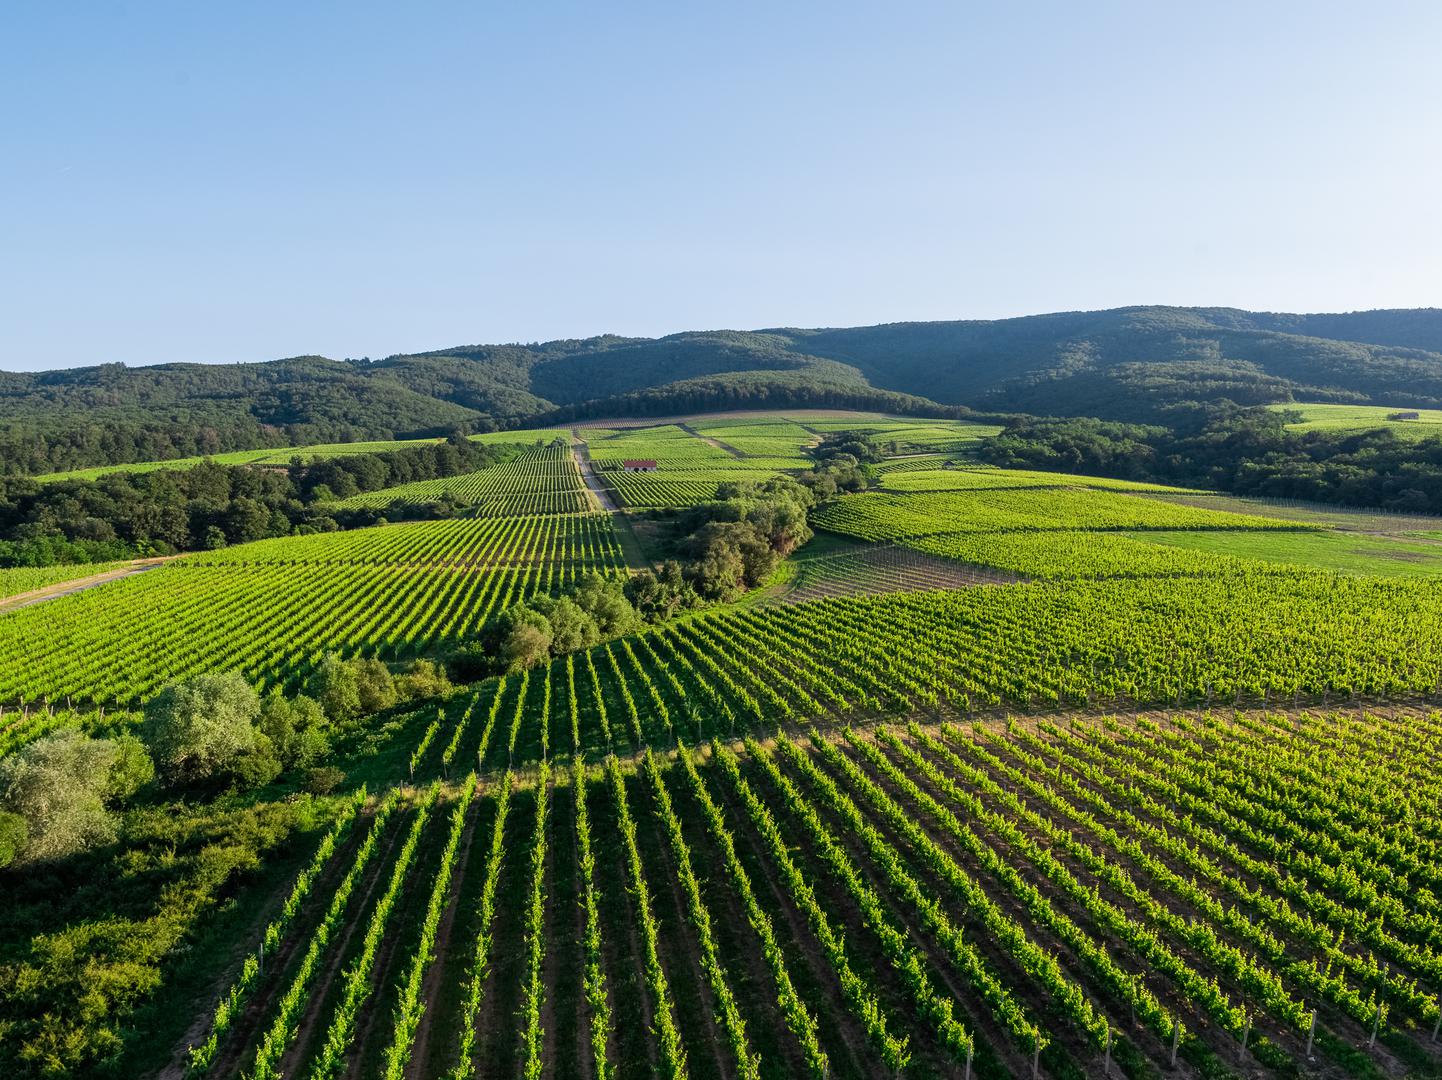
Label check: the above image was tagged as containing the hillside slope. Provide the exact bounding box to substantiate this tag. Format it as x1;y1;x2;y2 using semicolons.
5;305;1442;472
784;306;1442;416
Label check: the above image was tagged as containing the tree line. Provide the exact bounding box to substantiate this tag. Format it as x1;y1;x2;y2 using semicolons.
0;436;519;567
983;407;1442;512
465;455;879;676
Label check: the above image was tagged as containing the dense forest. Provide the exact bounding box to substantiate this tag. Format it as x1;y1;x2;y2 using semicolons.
7;306;1442;474
983;407;1442;512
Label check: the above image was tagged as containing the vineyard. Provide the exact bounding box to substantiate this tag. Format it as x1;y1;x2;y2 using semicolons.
453;574;1442;766
180;513;624;569
4;538;1441;716
583;425;744;470
803;415;1004;450
0;440;638;710
0;561;127;600
0;512;628;706
9;410;1442;1080
599;471;731;508
0;701;138;760
167;668;1442;1079
813;488;1308;540
685;418;817;459
328;442;595;516
578;415;1010;509
907;529;1279;580
878;465;1204;495
599;468;822;509
782;543;1021;603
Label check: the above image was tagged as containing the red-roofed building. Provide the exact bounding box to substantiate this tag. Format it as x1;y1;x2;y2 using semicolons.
622;459;658;472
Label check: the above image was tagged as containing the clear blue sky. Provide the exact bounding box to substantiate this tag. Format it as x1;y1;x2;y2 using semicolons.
2;1;1439;371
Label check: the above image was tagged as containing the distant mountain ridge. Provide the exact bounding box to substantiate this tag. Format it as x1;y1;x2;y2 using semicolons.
4;305;1442;473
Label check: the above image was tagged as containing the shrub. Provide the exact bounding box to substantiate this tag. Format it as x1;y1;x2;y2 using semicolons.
0;731;122;862
304;766;346;795
446;641;492;683
395;659;452;702
0;809;28;868
351;657;397;714
105;733;155;802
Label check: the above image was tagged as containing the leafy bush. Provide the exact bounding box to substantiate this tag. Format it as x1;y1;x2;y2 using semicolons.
0;731;127;862
394;659;451;702
0;810;26;868
303;766;345;795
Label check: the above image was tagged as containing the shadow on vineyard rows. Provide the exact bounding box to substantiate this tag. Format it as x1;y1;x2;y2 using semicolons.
169;695;1442;1080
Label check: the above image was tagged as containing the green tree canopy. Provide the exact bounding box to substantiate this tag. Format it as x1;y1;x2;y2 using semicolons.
308;652;363;723
0;731;122;862
141;671;262;787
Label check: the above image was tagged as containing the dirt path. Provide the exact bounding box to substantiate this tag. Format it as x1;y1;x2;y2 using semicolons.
678;423;745;458
570;437;621;513
0;556;175;612
570;436;652;571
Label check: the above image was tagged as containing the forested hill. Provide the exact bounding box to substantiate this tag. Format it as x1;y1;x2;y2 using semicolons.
5;305;1442;473
787;306;1442;419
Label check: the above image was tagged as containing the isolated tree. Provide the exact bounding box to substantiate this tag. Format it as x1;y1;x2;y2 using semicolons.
142;671;262;787
0;731;121;862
